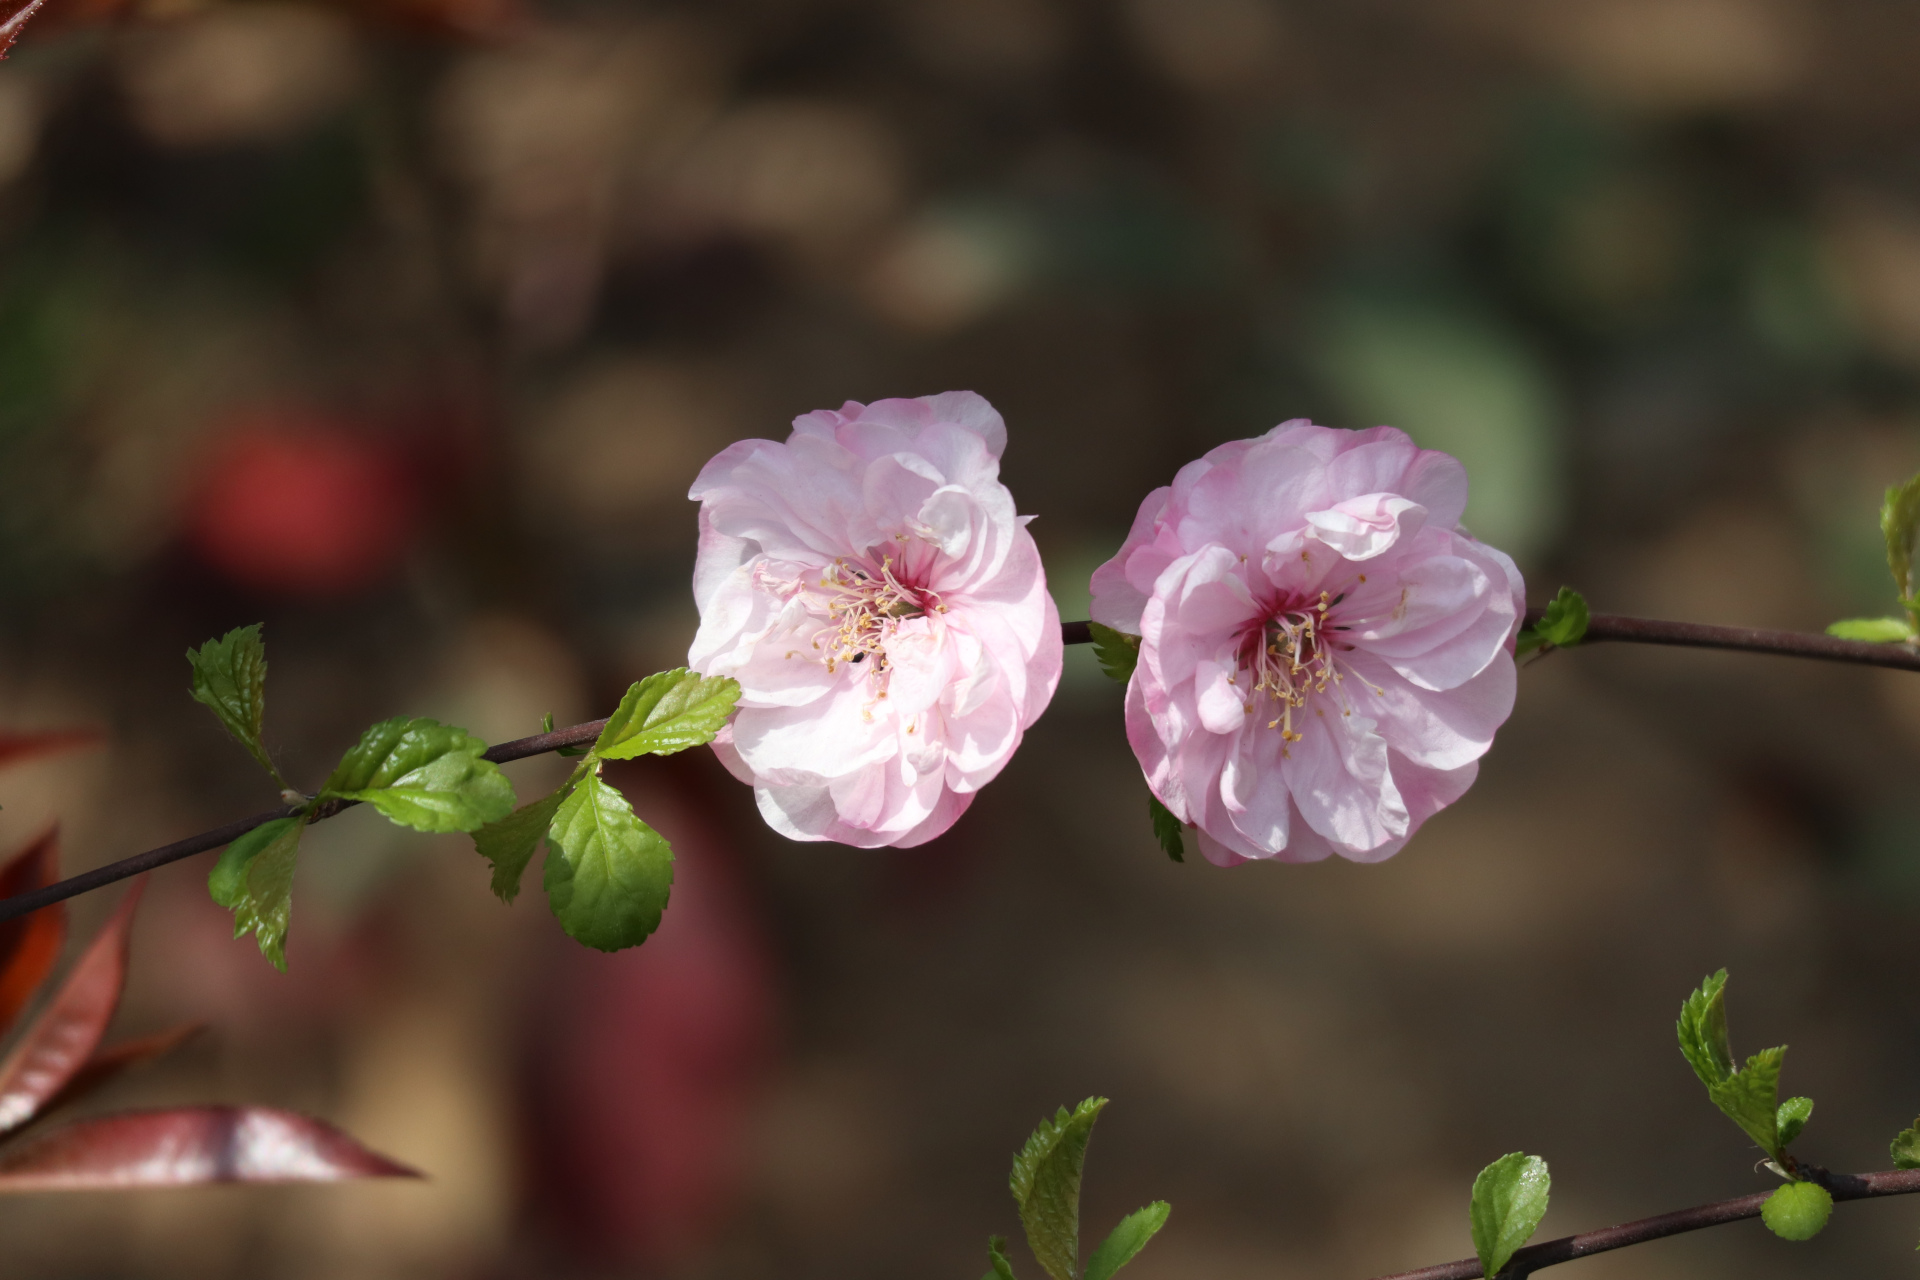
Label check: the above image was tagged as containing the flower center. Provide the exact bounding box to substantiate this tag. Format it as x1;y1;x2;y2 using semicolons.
813;555;944;677
1243;590;1341;742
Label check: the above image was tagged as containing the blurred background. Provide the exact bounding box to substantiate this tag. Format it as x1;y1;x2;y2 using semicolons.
0;0;1918;1276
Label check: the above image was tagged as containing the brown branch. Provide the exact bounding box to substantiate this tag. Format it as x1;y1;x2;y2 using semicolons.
1372;1167;1920;1279
1558;611;1920;673
0;605;1913;924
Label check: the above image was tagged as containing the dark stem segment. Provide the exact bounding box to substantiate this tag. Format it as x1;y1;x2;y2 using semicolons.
2;606;1915;924
1371;1167;1920;1279
1540;609;1920;672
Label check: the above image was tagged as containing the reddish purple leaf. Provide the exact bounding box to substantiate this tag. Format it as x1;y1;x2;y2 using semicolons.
0;730;99;770
0;884;140;1134
0;0;47;57
0;831;65;1042
39;1024;205;1118
0;1107;421;1189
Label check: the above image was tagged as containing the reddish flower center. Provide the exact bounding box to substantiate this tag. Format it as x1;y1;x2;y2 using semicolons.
1240;590;1342;741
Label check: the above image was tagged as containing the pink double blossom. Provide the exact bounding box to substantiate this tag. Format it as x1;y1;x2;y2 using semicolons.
1090;421;1523;866
688;392;1062;848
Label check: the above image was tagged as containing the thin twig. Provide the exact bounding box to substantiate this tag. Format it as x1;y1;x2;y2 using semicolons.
1560;611;1920;673
1;606;1915;923
1370;1167;1920;1279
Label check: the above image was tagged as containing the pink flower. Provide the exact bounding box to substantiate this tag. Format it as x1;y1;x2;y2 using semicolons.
1090;421;1523;866
688;392;1062;848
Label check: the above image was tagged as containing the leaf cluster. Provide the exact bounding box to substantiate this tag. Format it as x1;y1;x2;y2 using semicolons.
1516;587;1588;657
1676;969;1829;1242
984;1098;1169;1280
473;668;740;953
1827;468;1920;643
191;626;515;968
189;627;742;962
1675;969;1809;1168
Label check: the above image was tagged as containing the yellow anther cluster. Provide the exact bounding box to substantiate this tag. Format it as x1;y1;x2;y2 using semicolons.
1248;591;1340;743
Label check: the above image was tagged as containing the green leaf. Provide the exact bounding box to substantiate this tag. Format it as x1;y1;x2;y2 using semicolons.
1087;623;1140;684
1883;469;1920;605
1084;1202;1171;1280
1825;617;1915;642
1010;1097;1108;1280
187;625;284;786
983;1235;1018;1280
593;669;741;760
1776;1096;1813;1149
1148;795;1185;863
1761;1181;1832;1242
543;769;673;952
1469;1152;1550;1280
1676;969;1734;1088
207;815;305;971
320;716;515;834
1889;1117;1920;1169
1516;587;1589;657
1708;1047;1787;1157
471;779;577;904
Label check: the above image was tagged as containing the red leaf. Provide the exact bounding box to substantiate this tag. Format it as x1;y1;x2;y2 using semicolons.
0;884;140;1134
0;831;66;1043
0;1107;421;1189
0;0;47;58
40;1024;205;1118
0;730;100;771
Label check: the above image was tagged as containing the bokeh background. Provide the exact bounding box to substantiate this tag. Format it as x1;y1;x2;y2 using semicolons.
0;0;1918;1276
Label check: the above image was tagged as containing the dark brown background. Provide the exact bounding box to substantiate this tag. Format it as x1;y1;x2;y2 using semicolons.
0;1;1918;1277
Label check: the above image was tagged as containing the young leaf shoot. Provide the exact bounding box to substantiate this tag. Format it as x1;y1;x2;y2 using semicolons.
207;816;307;970
1087;623;1140;684
1469;1152;1550;1279
1011;1097;1108;1280
1148;795;1185;863
1761;1181;1833;1241
1516;587;1589;658
187;625;286;789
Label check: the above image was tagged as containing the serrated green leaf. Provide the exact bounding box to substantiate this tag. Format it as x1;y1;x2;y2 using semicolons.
1761;1181;1832;1242
984;1235;1018;1280
1677;969;1734;1088
1708;1047;1786;1157
1516;587;1588;657
187;625;284;787
1087;623;1140;684
207;815;305;971
1825;617;1915;642
1884;470;1920;605
1010;1097;1107;1280
320;716;515;833
1469;1152;1550;1280
472;778;577;904
1890;1117;1920;1169
593;669;741;760
543;769;673;952
1084;1202;1170;1280
1148;795;1185;862
1776;1096;1813;1149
